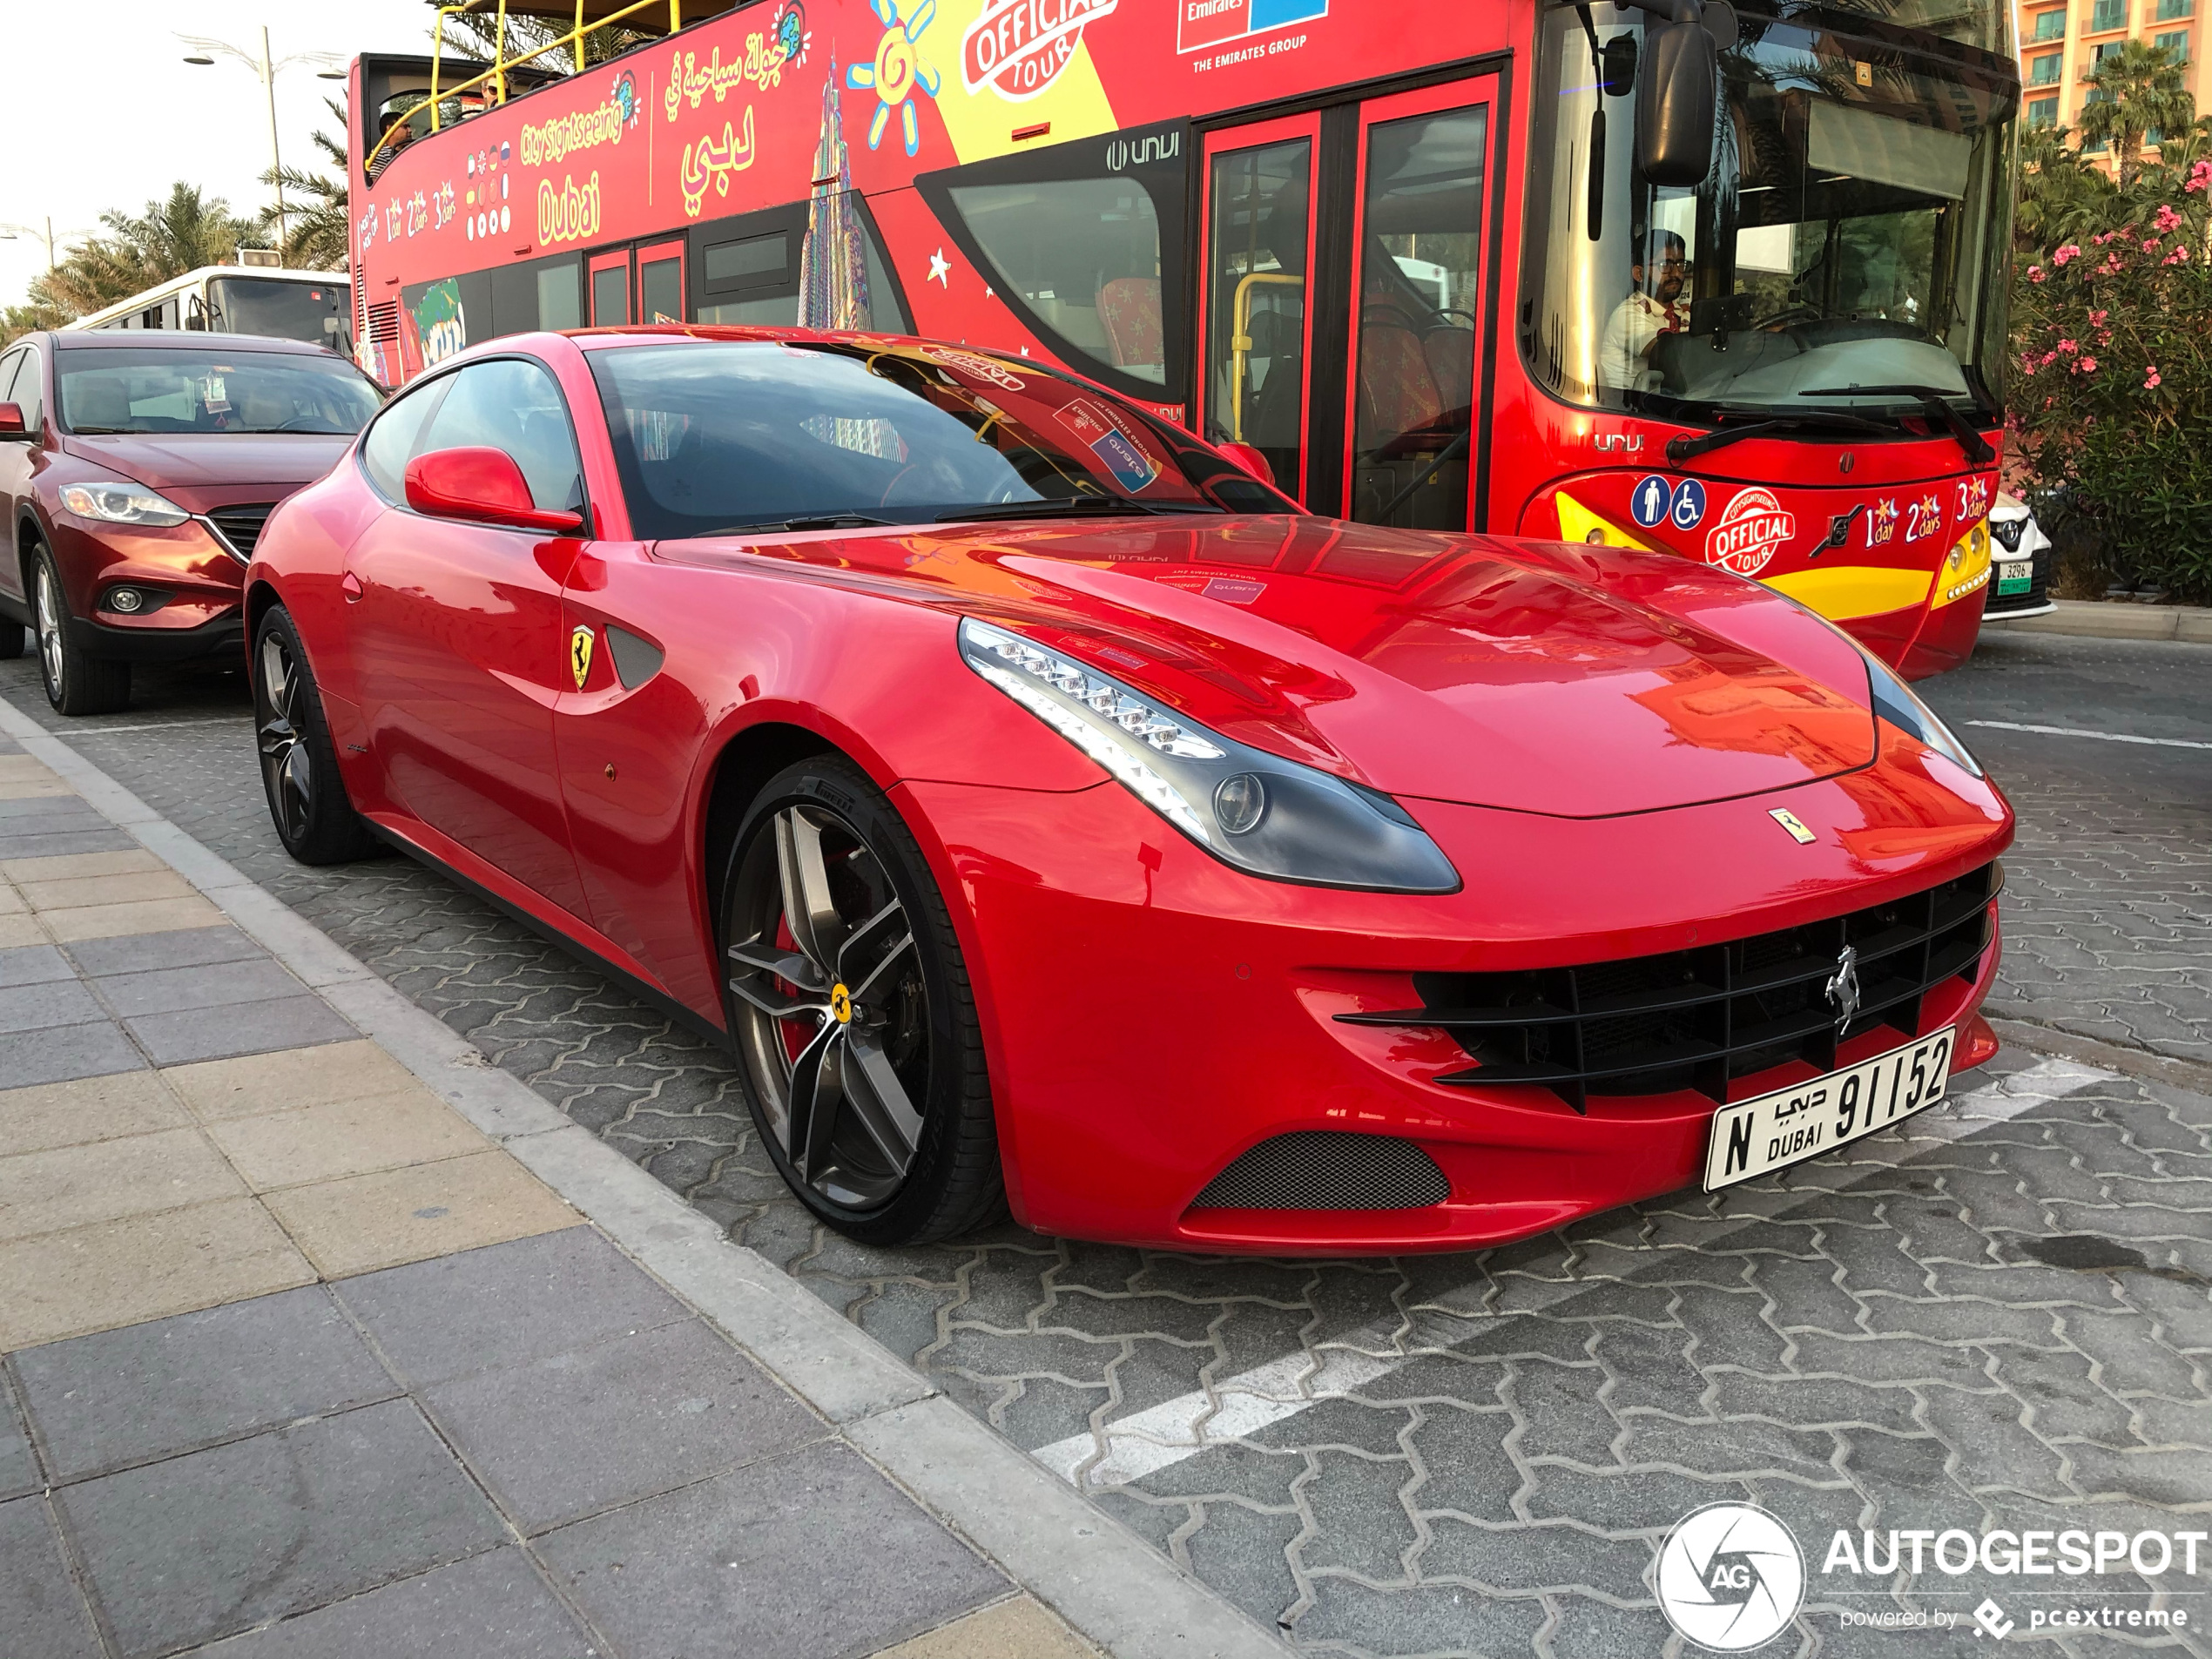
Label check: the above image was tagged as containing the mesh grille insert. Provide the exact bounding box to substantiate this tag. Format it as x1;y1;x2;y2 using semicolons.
1191;1132;1451;1211
206;503;277;561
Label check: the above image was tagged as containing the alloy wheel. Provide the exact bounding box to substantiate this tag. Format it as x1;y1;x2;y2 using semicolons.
726;803;929;1210
35;564;64;697
256;631;314;845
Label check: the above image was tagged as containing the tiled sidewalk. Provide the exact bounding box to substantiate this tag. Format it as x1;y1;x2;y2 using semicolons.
0;735;1195;1659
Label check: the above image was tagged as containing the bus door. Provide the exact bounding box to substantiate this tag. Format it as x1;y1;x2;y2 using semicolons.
637;239;686;324
1198;74;1499;529
1197;114;1320;507
588;250;631;327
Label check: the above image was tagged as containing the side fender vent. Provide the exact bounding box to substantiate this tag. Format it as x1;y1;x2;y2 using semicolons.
604;624;665;690
1190;1131;1449;1211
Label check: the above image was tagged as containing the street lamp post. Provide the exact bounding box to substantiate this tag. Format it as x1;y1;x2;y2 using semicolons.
179;28;346;249
0;219;58;272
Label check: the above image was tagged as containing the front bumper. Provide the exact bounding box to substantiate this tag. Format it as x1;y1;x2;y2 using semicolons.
903;748;2011;1255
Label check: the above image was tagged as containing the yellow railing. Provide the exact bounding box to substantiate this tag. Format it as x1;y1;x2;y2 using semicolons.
368;0;685;179
1228;272;1304;442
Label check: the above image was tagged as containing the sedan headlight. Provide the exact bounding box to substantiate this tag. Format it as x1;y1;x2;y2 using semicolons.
960;617;1460;893
1863;649;1983;778
58;481;190;528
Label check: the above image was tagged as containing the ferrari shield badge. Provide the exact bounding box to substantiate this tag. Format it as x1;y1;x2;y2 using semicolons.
1768;807;1817;844
569;625;595;690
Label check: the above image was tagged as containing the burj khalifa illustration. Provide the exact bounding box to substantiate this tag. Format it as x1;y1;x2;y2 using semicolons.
797;62;873;332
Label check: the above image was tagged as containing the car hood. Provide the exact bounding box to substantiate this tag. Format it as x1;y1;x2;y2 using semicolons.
668;515;1881;819
60;433;353;509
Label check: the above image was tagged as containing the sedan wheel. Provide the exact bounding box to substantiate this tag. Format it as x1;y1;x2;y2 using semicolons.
722;758;1002;1244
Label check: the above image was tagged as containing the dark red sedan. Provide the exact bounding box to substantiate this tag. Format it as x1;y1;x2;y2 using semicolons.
0;331;381;713
246;327;2012;1253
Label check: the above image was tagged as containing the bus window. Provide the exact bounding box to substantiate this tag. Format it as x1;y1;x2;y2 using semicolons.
698;227;795;324
922;124;1187;400
591;260;630;327
537;263;582;331
1204;139;1312;497
1350;104;1487;531
208;278;351;346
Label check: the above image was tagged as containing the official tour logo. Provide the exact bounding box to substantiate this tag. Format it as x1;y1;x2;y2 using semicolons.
1704;487;1797;577
1656;1503;1805;1651
961;0;1118;102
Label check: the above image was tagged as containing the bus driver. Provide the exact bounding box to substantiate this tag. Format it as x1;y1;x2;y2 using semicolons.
1599;230;1689;392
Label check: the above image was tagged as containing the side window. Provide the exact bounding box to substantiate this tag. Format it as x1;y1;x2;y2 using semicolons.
359;375;452;501
10;350;44;433
0;351;23;408
421;358;583;513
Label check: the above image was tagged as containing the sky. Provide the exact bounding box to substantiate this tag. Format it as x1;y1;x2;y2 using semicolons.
1;1;442;310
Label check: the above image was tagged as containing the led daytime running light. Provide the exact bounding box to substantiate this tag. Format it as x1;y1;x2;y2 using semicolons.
969;659;1211;843
964;624;1224;761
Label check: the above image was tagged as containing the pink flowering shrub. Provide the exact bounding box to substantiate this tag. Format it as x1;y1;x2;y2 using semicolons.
2013;188;2212;598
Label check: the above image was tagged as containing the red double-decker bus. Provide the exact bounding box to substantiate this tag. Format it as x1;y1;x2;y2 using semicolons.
347;0;2018;675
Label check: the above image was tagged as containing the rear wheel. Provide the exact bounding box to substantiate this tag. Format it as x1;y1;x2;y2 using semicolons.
720;756;1003;1246
33;549;131;716
253;607;379;865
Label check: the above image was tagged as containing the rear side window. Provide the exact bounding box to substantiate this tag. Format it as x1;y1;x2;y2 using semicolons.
421;358;583;512
359;375;451;502
0;351;22;408
8;348;43;433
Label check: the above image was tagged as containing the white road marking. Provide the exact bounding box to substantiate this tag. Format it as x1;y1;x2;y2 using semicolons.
1029;1056;2119;1489
40;718;244;735
1964;719;2212;752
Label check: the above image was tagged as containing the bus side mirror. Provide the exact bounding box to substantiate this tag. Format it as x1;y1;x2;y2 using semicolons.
1636;17;1718;187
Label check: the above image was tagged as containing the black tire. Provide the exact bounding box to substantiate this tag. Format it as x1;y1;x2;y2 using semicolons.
719;754;1004;1246
32;548;131;715
253;606;380;865
0;616;24;659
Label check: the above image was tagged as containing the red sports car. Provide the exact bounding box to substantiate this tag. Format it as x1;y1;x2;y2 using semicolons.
246;327;2012;1254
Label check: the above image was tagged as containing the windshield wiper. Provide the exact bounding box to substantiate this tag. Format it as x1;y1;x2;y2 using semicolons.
1798;386;1996;467
934;495;1222;523
1665;410;1892;463
701;513;899;534
65;426;145;435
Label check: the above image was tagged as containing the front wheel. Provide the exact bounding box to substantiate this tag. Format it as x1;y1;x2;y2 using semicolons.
720;756;1003;1246
253;607;379;865
33;549;131;715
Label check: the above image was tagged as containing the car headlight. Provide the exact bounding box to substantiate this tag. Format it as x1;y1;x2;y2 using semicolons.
58;481;190;528
959;617;1460;894
1862;649;1983;778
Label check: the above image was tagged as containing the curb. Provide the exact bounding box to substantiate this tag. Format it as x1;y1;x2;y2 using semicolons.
1986;1016;2212;1099
1984;599;2212;643
0;690;1292;1659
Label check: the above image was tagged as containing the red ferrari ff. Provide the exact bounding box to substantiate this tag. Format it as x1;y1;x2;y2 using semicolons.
246;327;2012;1254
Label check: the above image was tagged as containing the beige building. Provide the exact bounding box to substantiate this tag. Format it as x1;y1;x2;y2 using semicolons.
2020;0;2207;163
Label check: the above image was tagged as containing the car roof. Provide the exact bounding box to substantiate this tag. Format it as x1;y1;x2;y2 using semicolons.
48;330;341;355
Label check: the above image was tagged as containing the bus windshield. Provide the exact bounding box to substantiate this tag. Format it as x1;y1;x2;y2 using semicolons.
1523;0;2017;423
586;339;1297;541
209;276;351;346
57;347;383;435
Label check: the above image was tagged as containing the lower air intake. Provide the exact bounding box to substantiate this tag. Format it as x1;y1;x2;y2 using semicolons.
1191;1132;1450;1211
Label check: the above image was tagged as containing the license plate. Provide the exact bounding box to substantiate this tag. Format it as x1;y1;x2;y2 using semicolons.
1703;1028;1956;1190
1997;560;2032;595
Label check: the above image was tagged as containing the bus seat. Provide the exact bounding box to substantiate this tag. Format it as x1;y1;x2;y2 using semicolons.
1358;320;1444;442
1420;327;1476;415
1096;278;1163;372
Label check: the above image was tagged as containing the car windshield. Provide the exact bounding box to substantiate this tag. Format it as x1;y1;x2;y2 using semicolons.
208;276;352;346
588;338;1297;540
57;347;382;435
1521;0;2018;424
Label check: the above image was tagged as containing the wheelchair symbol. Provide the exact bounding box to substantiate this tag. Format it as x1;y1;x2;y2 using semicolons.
1670;478;1708;530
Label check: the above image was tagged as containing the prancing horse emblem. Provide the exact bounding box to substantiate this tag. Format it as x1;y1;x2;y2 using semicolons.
1824;945;1862;1032
569;624;595;690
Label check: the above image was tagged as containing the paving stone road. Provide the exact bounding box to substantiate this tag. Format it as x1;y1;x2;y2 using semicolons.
3;625;2207;1656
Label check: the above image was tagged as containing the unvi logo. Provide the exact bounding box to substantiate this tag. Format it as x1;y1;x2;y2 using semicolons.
1656;1503;1805;1651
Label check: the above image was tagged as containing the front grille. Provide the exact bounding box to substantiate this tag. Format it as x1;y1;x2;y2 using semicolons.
1339;863;2000;1112
206;503;277;561
1191;1132;1451;1211
1984;540;2052;617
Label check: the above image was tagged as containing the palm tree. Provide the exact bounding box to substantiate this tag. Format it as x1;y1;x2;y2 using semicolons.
2075;39;2195;187
431;2;655;78
2017;122;2119;248
12;184;252;329
256;98;351;272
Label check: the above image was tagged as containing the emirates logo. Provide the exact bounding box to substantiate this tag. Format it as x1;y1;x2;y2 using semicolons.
1704;487;1797;577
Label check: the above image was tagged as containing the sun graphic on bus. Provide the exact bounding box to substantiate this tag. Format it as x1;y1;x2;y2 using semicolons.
846;0;940;157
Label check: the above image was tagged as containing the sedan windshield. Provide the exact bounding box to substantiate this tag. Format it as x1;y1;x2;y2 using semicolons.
57;347;383;435
1521;0;2017;424
587;338;1297;540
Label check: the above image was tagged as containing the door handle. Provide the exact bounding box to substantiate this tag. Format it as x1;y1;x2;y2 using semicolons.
341;571;363;604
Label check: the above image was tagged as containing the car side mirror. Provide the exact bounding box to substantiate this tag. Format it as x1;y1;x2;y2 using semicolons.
1635;11;1719;186
1218;441;1274;488
0;403;29;440
404;447;583;535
